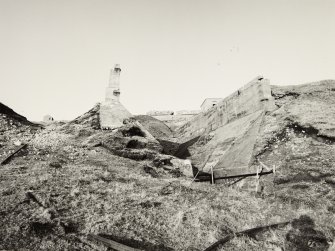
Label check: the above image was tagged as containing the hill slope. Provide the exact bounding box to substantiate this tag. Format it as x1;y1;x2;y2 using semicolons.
1;81;335;250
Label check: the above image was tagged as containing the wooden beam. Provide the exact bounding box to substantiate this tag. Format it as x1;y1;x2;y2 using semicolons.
211;166;215;184
194;165;274;182
87;234;143;251
1;144;27;165
203;221;291;251
213;166;273;180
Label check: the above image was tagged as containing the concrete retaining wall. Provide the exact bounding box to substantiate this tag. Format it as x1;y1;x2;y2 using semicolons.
175;78;275;141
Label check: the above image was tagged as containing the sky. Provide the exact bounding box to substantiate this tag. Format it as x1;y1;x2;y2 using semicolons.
0;0;334;121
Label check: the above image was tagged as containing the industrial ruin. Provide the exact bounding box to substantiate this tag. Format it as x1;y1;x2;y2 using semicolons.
1;66;335;251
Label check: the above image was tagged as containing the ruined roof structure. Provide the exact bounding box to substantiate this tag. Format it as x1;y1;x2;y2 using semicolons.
99;64;132;129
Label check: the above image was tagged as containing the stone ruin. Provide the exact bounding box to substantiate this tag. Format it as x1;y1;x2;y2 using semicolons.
97;68;276;183
43;114;54;123
170;75;277;184
99;64;132;129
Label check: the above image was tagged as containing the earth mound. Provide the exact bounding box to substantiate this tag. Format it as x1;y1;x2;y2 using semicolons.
133;115;173;139
0;102;42;162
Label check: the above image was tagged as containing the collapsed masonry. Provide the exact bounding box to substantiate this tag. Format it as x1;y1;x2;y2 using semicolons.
169;76;277;183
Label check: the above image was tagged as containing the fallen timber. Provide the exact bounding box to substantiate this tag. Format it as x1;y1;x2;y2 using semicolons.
195;165;273;183
214;166;273;180
203;221;291;251
87;234;143;251
1;144;27;165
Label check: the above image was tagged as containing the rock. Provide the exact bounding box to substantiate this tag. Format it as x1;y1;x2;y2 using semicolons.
328;240;335;251
325;177;335;185
70;188;80;197
153;154;172;167
143;164;159;178
49;162;62;169
170;158;193;177
14;140;22;146
160;184;175;195
163;165;174;171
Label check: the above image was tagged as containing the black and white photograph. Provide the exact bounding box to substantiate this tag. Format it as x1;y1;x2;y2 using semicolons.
0;0;335;250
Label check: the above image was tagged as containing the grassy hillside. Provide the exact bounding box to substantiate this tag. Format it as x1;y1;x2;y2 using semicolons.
1;80;335;250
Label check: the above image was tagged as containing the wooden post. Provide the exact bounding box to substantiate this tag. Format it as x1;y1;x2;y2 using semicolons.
211;166;215;184
255;166;260;192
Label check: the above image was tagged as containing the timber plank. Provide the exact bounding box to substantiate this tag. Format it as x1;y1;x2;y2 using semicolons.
213;166;273;180
203;221;290;251
1;144;27;165
87;234;143;251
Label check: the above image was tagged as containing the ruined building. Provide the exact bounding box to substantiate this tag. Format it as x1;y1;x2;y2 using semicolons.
43;114;54;123
171;76;276;183
99;64;132;129
105;64;121;103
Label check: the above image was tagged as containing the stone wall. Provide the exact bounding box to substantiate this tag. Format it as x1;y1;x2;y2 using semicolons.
174;77;276;141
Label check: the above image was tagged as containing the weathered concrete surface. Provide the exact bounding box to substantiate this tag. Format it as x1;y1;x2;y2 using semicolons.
213;111;264;170
200;98;223;111
105;64;121;103
173;77;277;180
174;77;276;142
100;65;132;129
99;102;132;129
189;110;264;173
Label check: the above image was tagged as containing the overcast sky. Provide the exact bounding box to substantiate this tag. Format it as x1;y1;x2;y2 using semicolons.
1;0;334;121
